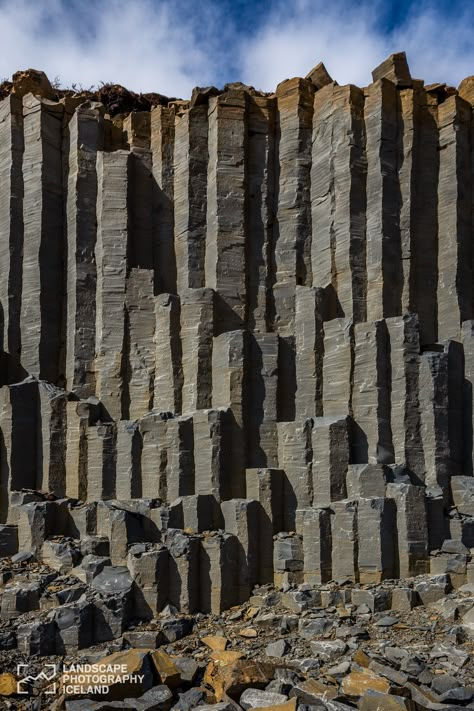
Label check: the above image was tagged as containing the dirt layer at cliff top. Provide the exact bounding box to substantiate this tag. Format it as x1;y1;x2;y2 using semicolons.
0;75;174;115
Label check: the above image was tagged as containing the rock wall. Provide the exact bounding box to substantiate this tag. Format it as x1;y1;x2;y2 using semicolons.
0;55;474;615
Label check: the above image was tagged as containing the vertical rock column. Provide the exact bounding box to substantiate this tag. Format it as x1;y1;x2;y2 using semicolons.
246;95;276;331
310;84;333;298
273;79;313;421
199;532;238;614
0;95;23;370
311;84;367;322
397;85;421;319
221;499;259;602
364;79;402;321
246;333;279;467
412;87;439;345
322;318;353;417
419;350;450;495
123;111;150;150
65;102;104;397
387;314;424;479
206;90;247;333
193;408;232;501
95;150;129;421
357;497;397;583
86;423;117;502
445;340;465;479
462;320;474;476
331;499;358;582
437;96;472;340
295;286;325;418
174;106;208;292
297;508;332;584
128;546;169;617
166;528;200;613
65;400;89;500
180;288;214;413
212;330;247;425
21;95;64;383
151;106;176;294
154;293;182;413
312;416;349;507
139;413;168;500
37;382;67;496
123;114;155;420
166;415;194;501
274;77;314;294
125;268;155;420
125;113;153;271
386;481;429;577
245;468;284;582
351;320;393;464
0;382;39;523
116;420;142;500
212;329;247;497
277;418;313;530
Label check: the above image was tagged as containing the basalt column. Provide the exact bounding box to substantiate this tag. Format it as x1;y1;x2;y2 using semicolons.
151;106;176;294
1;56;474;616
311;84;367;322
273;79;314;421
364;79;402;321
246;96;276;331
437;96;473;341
174;106;208;292
95;150;129;421
0;95;23;374
21;95;64;384
65;102;104;397
206;90;247;333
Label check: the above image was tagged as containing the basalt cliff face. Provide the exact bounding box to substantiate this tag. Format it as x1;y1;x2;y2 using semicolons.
0;53;473;629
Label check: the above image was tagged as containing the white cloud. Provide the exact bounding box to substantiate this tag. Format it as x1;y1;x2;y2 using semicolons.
0;0;222;97
239;0;474;90
391;4;474;86
239;0;386;90
0;0;473;97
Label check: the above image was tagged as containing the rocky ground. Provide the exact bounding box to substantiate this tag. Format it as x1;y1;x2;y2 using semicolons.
0;557;473;710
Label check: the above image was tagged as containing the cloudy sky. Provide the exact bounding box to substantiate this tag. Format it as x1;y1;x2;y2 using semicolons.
0;0;473;97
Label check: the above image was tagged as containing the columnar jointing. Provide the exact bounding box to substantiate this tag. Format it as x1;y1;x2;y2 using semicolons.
0;54;474;623
65;102;104;398
21;96;64;384
0;95;23;376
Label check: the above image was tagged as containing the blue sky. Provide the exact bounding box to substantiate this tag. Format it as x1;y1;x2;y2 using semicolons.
0;0;473;96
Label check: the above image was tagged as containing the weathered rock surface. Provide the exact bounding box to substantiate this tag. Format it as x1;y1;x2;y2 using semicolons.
0;53;472;707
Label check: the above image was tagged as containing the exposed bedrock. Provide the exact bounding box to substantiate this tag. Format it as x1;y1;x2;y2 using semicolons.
0;53;473;627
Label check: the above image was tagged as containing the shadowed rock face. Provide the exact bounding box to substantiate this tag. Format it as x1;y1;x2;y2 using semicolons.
0;53;473;628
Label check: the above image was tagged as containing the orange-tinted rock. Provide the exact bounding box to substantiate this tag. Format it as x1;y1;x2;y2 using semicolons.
305;62;334;89
353;649;371;668
151;650;181;688
341;669;391;697
210;651;245;665
0;673;17;696
458;76;474;106
202;635;229;651
371;52;412;87
204;659;274;701
11;69;54;99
